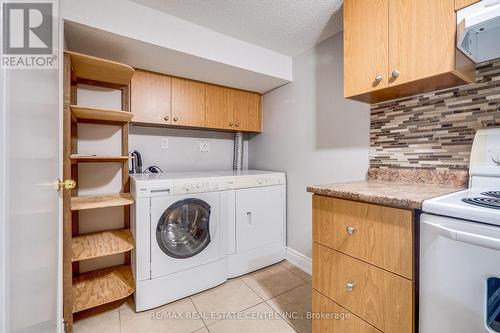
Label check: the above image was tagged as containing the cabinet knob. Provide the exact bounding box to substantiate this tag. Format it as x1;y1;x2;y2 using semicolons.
173;117;179;122
229;121;234;127
346;226;355;234
164;116;169;121
346;282;355;292
235;122;240;128
391;70;400;78
374;74;383;82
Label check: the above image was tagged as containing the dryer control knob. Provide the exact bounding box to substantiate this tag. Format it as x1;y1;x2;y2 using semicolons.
257;178;264;184
184;184;193;192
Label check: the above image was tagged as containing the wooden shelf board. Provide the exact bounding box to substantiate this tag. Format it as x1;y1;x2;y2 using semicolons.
70;155;129;164
72;229;134;262
70;105;134;123
71;193;134;211
72;265;134;313
65;51;134;85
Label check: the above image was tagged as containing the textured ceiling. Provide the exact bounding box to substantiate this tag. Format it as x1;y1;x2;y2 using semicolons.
132;0;344;56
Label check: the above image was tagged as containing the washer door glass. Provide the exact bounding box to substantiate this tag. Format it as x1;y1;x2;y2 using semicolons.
156;198;211;259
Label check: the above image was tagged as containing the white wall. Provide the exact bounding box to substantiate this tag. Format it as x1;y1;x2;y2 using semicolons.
249;32;370;259
129;127;247;172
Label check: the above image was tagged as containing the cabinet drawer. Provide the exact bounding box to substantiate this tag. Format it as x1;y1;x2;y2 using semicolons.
312;290;381;333
312;195;413;279
313;243;413;333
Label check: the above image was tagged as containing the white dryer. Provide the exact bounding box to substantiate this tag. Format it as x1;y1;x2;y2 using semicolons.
131;173;227;311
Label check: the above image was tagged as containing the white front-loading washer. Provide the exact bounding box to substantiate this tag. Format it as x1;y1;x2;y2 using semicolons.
150;191;220;278
131;173;227;311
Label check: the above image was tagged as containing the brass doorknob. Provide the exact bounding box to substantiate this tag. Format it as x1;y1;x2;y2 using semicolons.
173;117;179;122
164;116;169;121
57;179;76;191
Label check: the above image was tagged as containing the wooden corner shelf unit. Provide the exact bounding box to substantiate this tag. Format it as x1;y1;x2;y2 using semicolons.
63;51;136;332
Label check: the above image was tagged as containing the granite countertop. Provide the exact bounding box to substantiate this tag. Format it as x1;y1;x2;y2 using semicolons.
307;168;468;210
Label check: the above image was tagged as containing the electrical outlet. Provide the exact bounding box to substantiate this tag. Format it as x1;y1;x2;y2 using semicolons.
160;138;169;149
199;140;209;153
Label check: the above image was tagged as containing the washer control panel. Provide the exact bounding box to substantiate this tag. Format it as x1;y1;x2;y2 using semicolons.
174;179;220;195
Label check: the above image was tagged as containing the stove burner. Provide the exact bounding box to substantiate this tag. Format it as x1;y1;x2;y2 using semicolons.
462;197;500;210
482;191;500;199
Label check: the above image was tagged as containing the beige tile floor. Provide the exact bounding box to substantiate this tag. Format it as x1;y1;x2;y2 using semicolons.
74;260;312;333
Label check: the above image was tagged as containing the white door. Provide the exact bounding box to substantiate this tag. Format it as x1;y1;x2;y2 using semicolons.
235;185;284;252
0;2;62;332
420;214;500;333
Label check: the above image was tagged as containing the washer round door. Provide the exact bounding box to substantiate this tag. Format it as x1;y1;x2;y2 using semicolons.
156;198;211;259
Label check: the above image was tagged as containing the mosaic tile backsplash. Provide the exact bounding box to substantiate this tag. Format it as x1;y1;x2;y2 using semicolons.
370;58;500;170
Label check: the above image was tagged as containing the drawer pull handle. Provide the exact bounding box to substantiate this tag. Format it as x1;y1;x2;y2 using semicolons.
346;282;355;291
346;226;355;234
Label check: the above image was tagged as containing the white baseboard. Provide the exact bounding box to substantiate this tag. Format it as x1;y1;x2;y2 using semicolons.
285;247;312;275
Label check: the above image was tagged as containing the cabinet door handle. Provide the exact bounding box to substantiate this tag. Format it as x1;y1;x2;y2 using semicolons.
374;74;383;82
346;282;355;292
235;122;240;128
173;117;179;122
346;226;355;234
164;116;169;121
229;121;234;127
391;70;400;78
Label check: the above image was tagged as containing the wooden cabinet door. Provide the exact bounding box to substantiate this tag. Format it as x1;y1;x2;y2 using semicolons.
205;85;234;130
131;70;171;125
389;0;455;86
455;0;480;11
233;89;262;132
313;244;414;333
344;0;389;97
171;77;206;127
312;291;382;333
313;196;413;279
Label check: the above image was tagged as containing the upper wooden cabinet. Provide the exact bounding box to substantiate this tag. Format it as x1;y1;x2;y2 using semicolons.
171;77;206;127
232;89;262;132
131;72;262;132
344;0;389;96
205;85;234;130
344;0;475;103
455;0;480;11
131;70;171;125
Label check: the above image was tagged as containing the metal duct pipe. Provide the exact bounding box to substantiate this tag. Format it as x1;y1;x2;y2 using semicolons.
233;132;243;171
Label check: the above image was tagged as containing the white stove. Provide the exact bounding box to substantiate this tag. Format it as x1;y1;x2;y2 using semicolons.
420;127;500;333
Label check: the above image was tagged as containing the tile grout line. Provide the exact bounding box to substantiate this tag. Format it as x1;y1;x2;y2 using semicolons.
188;297;209;331
278;261;311;283
263;298;300;333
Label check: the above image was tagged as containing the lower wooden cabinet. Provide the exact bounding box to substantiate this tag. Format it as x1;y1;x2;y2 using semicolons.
312;290;382;333
312;195;415;333
313;243;413;333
